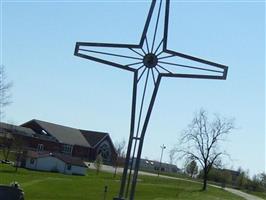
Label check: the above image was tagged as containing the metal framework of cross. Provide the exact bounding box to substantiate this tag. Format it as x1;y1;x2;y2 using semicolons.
74;0;228;199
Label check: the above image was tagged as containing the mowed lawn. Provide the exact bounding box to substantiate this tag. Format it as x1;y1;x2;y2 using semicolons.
0;164;244;200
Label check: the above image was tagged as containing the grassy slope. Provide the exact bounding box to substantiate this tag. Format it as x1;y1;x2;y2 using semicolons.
0;164;245;200
144;169;266;200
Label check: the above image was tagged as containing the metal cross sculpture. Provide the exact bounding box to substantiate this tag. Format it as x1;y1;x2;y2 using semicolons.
74;0;228;199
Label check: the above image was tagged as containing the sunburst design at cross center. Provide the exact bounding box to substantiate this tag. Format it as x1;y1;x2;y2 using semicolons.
74;0;228;199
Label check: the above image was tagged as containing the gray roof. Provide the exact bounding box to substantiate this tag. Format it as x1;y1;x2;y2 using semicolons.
80;129;108;147
30;120;90;147
0;122;35;137
133;158;180;170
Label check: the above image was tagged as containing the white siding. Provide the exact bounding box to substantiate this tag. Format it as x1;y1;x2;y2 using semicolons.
71;165;87;175
25;158;37;169
26;156;65;173
25;156;86;176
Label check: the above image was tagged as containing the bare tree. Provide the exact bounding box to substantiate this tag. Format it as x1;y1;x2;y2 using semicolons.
94;154;103;175
0;128;13;161
0;65;12;120
185;159;198;178
260;172;266;188
113;139;126;177
236;167;248;188
0;66;13;160
13;136;25;172
176;109;234;190
0;123;21;163
169;148;176;165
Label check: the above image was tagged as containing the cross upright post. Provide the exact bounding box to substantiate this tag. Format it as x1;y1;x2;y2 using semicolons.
74;0;228;199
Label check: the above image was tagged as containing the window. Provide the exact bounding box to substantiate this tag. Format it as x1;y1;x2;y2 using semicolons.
97;143;111;162
41;130;48;135
62;144;73;154
30;158;35;165
67;164;72;170
37;144;44;151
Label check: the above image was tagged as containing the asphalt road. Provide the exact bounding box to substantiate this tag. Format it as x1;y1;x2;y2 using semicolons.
87;163;264;200
224;188;263;200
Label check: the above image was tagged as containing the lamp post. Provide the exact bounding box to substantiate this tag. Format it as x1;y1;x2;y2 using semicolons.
158;144;166;177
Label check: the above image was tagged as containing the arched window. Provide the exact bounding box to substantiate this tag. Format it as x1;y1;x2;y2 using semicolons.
97;142;111;162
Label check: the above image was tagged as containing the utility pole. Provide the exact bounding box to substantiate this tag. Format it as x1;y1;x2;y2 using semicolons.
158;144;166;177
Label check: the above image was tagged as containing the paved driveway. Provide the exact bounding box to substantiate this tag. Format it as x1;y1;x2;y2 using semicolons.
87;163;264;200
224;188;263;200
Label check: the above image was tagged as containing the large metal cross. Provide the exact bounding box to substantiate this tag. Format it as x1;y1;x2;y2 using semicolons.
74;0;228;199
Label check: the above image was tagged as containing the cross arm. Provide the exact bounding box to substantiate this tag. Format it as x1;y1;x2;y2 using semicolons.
161;72;227;80
74;42;144;72
156;48;228;80
164;49;228;71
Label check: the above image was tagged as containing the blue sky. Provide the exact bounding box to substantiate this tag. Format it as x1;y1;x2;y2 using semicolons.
1;0;265;176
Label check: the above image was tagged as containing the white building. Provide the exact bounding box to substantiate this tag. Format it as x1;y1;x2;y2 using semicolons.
132;158;181;173
25;151;87;176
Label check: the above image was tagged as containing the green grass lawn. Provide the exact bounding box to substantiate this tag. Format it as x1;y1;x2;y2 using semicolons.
0;164;245;200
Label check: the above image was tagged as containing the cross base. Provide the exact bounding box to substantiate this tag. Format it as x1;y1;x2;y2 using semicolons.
113;197;125;200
